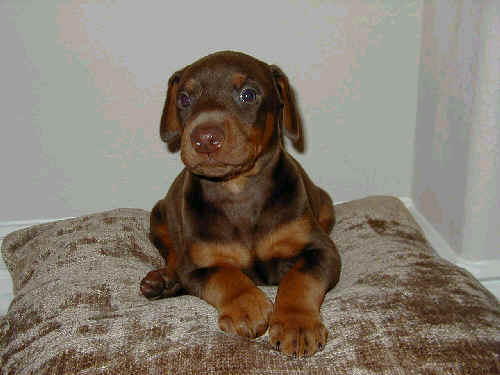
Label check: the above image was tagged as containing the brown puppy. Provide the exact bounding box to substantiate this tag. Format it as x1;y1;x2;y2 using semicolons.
141;51;341;357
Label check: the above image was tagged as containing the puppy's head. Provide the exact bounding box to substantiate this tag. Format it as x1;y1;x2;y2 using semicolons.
160;51;302;179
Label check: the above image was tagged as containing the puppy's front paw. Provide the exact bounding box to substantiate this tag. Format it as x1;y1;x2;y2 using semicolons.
140;269;182;299
218;287;273;339
269;309;328;357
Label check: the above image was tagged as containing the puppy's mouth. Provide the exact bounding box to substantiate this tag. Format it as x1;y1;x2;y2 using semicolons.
193;155;244;167
183;153;255;179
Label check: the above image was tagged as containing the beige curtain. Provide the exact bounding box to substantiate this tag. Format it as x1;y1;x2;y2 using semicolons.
413;0;499;262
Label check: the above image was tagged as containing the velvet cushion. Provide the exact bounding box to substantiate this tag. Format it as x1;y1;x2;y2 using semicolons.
1;196;499;374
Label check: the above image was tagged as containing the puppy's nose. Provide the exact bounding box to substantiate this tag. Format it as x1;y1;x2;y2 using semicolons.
190;124;225;154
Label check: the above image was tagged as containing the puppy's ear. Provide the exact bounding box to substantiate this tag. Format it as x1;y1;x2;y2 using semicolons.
270;65;303;152
160;71;183;152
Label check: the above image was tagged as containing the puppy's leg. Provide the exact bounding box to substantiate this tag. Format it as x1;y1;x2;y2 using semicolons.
187;266;273;339
141;200;182;299
269;233;340;357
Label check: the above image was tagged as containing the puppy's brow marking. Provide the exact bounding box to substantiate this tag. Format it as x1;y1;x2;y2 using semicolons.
184;78;197;92
232;73;247;89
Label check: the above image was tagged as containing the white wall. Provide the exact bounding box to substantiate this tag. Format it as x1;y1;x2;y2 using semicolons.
412;0;500;262
0;0;422;221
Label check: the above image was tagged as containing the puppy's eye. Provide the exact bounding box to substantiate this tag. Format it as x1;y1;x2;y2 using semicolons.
239;87;257;103
178;92;191;108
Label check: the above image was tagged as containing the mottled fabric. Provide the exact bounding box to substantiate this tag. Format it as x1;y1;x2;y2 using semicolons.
1;196;499;374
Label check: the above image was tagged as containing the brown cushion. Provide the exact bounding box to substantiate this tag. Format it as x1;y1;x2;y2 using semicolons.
1;196;499;374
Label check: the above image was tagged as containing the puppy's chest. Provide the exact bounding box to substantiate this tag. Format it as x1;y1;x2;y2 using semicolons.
189;203;312;270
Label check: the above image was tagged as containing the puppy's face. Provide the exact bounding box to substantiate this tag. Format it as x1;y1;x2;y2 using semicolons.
160;51;301;179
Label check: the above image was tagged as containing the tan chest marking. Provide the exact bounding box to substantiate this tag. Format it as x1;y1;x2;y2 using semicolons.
190;242;253;269
256;216;311;261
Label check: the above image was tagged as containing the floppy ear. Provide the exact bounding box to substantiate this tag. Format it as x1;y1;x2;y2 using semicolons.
160;71;183;152
270;65;303;152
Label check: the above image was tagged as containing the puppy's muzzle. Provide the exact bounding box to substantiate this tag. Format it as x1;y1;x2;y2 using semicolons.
190;124;225;155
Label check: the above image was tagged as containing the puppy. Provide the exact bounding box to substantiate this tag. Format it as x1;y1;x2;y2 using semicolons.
141;51;340;357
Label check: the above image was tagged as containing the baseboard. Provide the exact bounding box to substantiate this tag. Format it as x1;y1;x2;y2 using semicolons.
0;216;74;238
